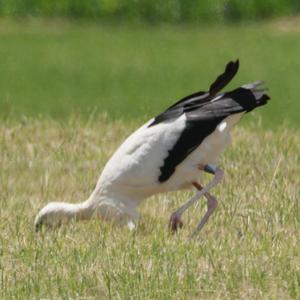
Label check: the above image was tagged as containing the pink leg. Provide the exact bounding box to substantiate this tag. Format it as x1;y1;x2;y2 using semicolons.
169;182;206;232
189;182;218;238
169;166;224;236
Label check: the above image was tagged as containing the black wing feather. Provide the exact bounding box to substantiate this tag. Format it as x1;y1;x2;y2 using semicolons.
158;88;270;182
149;60;239;127
209;60;239;95
147;60;270;182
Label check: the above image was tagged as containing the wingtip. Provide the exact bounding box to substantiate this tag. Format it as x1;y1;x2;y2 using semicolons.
209;59;240;95
264;94;271;101
231;59;239;71
227;59;239;66
235;59;239;68
242;80;271;103
228;59;239;71
228;59;239;73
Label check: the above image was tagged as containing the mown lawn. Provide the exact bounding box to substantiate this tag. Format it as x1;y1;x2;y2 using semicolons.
0;117;299;299
0;18;299;127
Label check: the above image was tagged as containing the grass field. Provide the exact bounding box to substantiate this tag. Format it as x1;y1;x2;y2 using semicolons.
0;117;299;299
0;18;300;127
0;18;299;299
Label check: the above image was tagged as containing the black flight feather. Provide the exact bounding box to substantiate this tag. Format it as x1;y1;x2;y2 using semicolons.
149;60;239;127
209;60;239;95
147;60;270;182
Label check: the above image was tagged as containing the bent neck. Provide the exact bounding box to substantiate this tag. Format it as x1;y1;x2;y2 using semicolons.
49;201;94;222
67;202;94;220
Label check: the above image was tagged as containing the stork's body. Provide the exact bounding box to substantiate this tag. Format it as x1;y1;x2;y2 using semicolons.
35;60;270;236
96;112;240;203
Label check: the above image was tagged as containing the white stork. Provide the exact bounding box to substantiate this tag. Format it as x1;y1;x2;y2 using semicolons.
35;60;270;237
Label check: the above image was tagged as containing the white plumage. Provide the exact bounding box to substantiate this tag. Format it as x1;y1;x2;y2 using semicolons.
35;60;270;236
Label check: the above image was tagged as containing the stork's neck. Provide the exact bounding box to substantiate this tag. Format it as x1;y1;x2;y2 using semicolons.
60;201;94;220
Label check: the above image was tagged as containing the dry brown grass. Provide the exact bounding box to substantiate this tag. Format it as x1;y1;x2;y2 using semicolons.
0;116;299;299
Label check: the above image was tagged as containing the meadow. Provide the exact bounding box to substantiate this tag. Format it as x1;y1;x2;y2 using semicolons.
0;18;299;299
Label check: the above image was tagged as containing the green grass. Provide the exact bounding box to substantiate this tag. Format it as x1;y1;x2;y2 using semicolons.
0;117;299;299
0;18;299;299
0;18;300;128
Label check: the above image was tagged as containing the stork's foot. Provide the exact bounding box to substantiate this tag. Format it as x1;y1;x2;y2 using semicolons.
169;213;183;233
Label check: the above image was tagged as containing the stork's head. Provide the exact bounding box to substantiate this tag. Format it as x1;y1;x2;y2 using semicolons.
34;202;84;231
